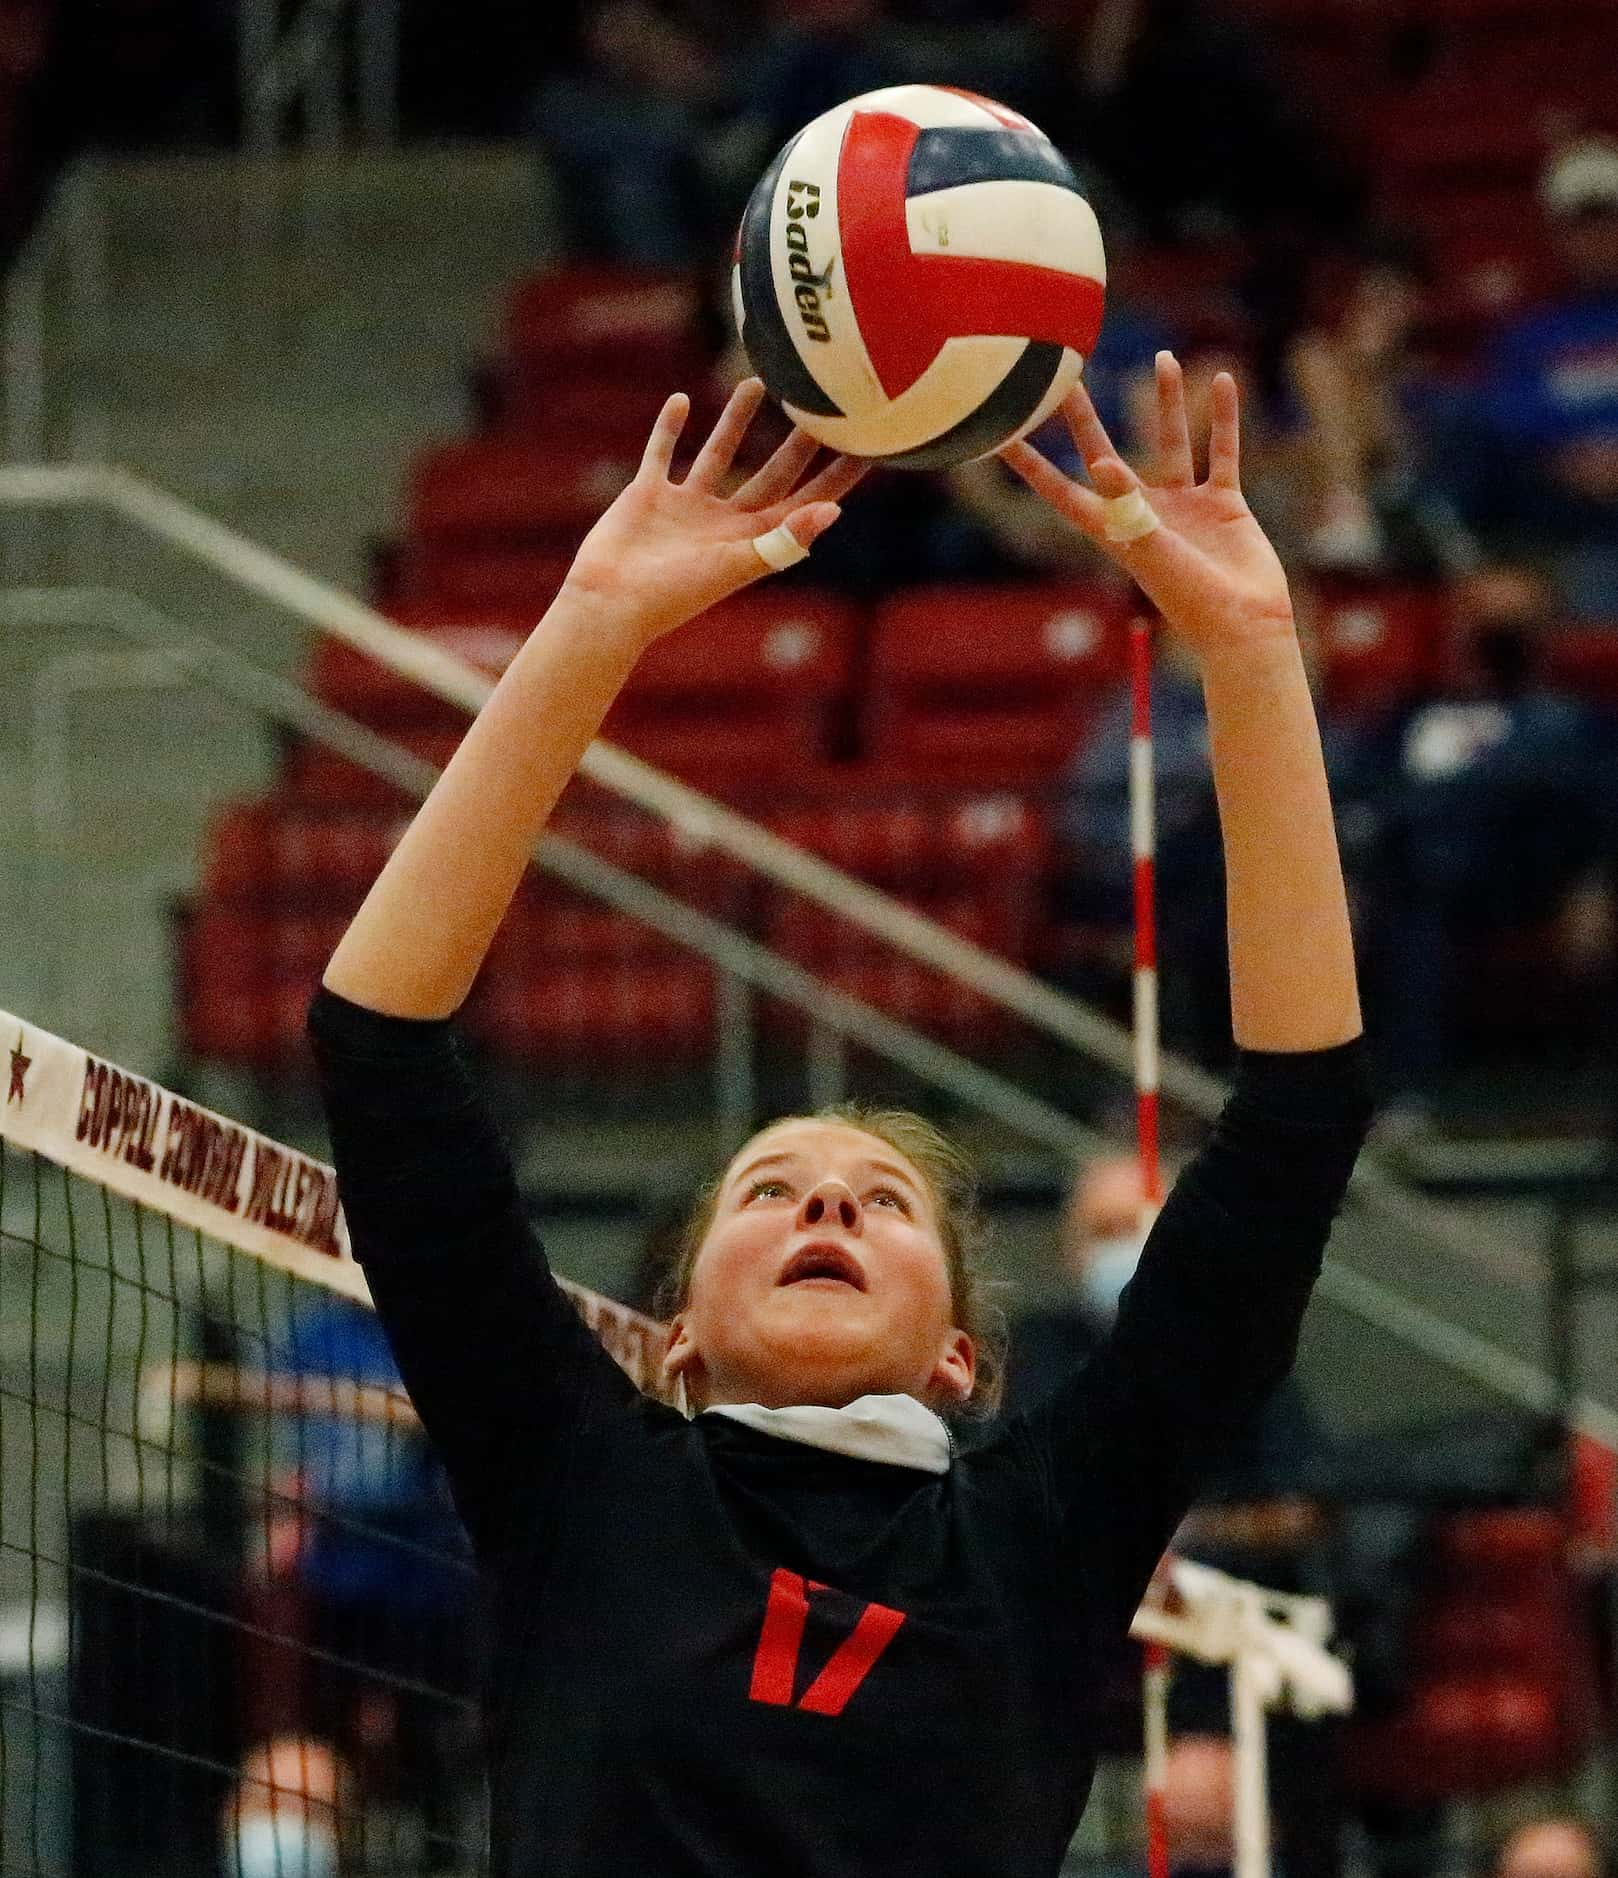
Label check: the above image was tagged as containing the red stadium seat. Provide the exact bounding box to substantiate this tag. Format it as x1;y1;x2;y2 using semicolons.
182;905;352;987
199;802;410;902
382;544;577;611
1312;585;1451;716
491;363;727;445
768;889;1026;964
796;957;1012;1047
465;958;716;1061
304;621;524;732
866;583;1130;789
180;973;314;1066
1570;1433;1618;1558
1423;226;1558;353
764;791;1048;896
1542;627;1618;706
407;438;639;553
602;588;860;788
1344;1509;1596;1802
757;790;1046;1049
502;266;709;379
280;732;466;808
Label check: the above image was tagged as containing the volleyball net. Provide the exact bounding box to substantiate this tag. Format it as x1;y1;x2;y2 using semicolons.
0;1002;1348;1878
0;1004;661;1878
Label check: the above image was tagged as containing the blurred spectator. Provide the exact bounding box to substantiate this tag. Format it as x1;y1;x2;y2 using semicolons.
1007;1151;1328;1539
531;2;736;267
223;1735;345;1878
1009;1151;1336;1878
1040;0;1365;378
1286;240;1479;580
1462;138;1618;620
269;1295;479;1871
1343;568;1611;1119
1158;1735;1238;1875
1493;1818;1605;1878
1065;1735;1247;1878
726;0;900;181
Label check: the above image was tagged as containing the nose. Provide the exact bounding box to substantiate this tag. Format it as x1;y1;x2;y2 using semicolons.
797;1180;860;1234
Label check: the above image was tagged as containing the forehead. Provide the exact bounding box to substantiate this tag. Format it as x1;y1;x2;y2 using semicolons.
727;1119;928;1190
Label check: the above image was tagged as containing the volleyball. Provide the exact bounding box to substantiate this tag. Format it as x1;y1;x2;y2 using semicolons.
731;84;1106;470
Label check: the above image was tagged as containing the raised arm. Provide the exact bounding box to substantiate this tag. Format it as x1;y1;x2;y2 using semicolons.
323;379;861;1017
1005;353;1360;1053
1002;358;1371;1628
309;385;862;1549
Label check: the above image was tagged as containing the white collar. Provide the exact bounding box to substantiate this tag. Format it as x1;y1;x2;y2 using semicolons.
702;1393;952;1474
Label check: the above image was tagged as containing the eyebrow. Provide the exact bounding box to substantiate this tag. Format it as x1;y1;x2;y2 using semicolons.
730;1150;925;1196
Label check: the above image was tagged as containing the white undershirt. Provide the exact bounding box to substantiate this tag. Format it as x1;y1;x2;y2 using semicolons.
702;1393;952;1475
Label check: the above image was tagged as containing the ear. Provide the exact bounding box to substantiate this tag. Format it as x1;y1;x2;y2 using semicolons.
662;1314;705;1407
927;1327;976;1407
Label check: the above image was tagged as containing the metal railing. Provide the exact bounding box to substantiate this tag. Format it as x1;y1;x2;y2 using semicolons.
0;465;1614;1450
240;0;400;155
14;582;1103;1166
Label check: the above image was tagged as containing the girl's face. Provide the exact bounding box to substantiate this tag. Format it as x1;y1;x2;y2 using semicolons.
663;1119;975;1413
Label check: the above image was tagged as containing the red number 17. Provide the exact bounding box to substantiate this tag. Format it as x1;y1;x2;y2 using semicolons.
748;1567;906;1717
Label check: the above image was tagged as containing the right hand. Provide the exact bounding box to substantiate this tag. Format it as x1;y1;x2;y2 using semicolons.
561;377;867;645
1000;352;1297;664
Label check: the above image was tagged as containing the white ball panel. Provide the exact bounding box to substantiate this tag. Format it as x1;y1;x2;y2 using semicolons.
763;99;884;431
904;182;1106;285
786;333;1031;457
961;347;1085;463
837;84;1007;130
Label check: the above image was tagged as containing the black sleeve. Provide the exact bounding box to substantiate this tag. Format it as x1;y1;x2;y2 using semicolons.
306;987;640;1557
1020;1039;1373;1635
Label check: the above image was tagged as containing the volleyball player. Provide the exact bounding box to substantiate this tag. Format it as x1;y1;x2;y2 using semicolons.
308;358;1372;1877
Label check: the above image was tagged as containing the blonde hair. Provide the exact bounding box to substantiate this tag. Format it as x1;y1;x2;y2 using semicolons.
655;1102;1008;1419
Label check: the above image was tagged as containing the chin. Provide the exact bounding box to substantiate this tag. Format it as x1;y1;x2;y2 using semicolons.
731;1328;895;1408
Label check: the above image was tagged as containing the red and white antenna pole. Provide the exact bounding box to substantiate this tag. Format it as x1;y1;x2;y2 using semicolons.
1131;615;1171;1878
1131;615;1163;1217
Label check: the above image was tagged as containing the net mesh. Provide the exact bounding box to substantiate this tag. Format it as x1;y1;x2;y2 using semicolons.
0;1012;652;1878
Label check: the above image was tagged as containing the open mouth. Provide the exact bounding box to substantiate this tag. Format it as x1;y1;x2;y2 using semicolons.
778;1242;868;1292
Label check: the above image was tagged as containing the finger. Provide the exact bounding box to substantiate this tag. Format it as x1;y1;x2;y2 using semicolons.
754;453;869;523
1058;380;1119;476
637;393;690;485
1207;370;1242;489
1154;351;1195;488
734;426;820;509
1088;452;1161;544
739;501;843;579
1000;439;1109;539
685;377;767;490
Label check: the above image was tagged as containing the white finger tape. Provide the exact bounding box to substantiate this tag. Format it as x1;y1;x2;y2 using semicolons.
751;524;810;572
1103;488;1160;544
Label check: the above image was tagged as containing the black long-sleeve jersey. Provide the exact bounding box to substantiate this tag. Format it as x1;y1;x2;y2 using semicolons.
307;987;1372;1878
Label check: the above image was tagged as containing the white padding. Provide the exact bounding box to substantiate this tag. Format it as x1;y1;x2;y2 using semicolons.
1103;488;1160;543
752;524;810;572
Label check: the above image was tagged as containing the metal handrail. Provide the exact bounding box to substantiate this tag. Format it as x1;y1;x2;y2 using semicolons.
8;585;1100;1164
16;599;1618;1458
9;576;1618;1450
0;463;1560;1293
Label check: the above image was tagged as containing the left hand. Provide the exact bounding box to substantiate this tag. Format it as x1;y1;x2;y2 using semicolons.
562;377;867;645
1001;352;1297;661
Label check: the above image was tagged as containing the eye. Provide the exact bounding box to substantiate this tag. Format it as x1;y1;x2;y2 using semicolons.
745;1177;790;1203
868;1186;912;1214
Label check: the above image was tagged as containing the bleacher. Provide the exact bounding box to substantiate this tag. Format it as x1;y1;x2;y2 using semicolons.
164;0;1618;1085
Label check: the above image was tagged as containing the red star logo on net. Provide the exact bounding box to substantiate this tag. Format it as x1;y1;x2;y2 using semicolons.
836;110;1105;402
8;1032;31;1104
